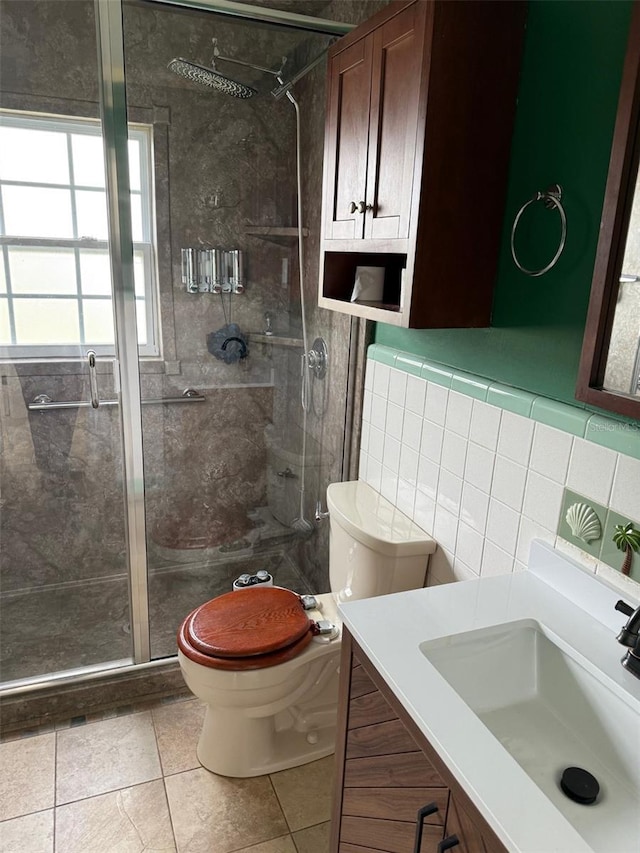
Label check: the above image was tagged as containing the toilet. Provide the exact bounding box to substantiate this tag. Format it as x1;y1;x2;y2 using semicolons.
177;480;436;777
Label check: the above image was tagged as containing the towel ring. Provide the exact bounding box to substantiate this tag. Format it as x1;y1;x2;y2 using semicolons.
511;183;567;277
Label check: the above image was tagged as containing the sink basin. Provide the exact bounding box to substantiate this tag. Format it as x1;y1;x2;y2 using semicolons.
420;619;640;852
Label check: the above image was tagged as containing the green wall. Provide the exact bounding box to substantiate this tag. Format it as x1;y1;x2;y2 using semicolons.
374;0;634;410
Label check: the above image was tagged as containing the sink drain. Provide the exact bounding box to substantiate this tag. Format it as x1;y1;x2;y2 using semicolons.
560;766;600;805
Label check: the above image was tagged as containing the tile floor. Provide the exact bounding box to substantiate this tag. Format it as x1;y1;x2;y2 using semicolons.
0;696;334;853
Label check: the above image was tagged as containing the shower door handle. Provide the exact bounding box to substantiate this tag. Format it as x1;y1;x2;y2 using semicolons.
87;350;100;409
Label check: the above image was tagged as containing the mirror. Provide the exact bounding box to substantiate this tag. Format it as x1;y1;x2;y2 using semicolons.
576;4;640;418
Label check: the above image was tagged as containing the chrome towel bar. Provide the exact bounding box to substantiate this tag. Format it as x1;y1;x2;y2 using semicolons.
28;387;205;411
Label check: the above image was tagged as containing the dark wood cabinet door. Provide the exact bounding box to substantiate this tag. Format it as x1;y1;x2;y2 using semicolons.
324;36;373;241
364;1;428;241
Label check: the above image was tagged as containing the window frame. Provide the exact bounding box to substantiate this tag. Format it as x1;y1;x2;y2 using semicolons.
0;110;160;360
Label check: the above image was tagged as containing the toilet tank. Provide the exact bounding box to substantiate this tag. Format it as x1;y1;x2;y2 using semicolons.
326;481;436;603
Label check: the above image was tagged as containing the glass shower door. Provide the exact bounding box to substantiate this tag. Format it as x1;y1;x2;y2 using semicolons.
0;0;139;685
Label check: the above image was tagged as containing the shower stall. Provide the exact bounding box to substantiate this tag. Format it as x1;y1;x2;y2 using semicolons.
0;0;367;702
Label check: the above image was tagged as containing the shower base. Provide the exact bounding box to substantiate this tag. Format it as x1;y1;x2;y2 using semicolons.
0;549;313;687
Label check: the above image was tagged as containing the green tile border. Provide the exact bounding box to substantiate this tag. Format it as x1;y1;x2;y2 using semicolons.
395;352;424;376
531;398;591;437
367;344;640;460
451;371;489;401
486;382;535;417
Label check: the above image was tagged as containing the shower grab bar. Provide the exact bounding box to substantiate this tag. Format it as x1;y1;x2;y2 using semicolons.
87;350;100;409
28;388;205;411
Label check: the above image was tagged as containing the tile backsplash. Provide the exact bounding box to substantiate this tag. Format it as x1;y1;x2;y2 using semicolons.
359;346;640;598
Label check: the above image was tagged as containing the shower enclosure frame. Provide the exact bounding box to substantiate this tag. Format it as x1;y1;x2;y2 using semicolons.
0;0;354;695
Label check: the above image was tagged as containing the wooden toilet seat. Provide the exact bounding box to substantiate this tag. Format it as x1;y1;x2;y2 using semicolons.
177;586;314;671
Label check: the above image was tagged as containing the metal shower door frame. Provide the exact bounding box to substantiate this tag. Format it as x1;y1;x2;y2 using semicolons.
95;0;150;665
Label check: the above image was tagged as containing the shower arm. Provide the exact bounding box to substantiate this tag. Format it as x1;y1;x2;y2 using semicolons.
212;42;333;100
213;48;286;78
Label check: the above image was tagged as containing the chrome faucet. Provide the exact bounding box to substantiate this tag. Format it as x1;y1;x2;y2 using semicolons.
615;599;640;678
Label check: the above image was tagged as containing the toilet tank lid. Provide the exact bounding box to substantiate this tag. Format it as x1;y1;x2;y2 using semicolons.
326;481;437;557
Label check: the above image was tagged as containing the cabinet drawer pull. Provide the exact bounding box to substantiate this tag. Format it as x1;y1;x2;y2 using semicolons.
437;835;460;852
413;802;440;853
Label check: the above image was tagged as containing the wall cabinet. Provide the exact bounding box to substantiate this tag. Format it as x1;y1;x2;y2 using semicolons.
318;0;527;328
330;628;506;853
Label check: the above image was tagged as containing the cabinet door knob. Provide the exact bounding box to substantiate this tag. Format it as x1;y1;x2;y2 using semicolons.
413;802;440;853
357;200;373;214
437;835;460;852
349;201;358;214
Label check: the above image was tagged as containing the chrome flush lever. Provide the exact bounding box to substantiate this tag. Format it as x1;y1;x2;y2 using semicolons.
87;350;100;409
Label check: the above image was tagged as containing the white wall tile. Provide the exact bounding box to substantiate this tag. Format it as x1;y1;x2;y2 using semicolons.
441;431;467;478
486;499;520;555
417;455;440;500
516;517;555;565
481;540;514;577
386;401;404;440
452;559;480;582
405;375;427;416
437;469;463;515
529;423;573;484
399;445;419;486
360;421;370;454
364;362;374;391
434;505;458;552
362;389;372;424
358;450;368;482
370;393;386;431
470;400;502;450
420;420;444;464
491;455;527;511
380;466;398;504
402;410;423;451
424;383;449;426
460;483;489;533
567;438;617;505
497;410;534;465
445;391;473;437
368;426;385;462
456;522;484;573
464;442;494;493
361;355;640;599
523;471;564;532
414;491;436;535
372;362;390;398
610;455;640;522
365;455;381;492
383;435;401;474
427;546;454;584
396;477;416;518
388;368;407;407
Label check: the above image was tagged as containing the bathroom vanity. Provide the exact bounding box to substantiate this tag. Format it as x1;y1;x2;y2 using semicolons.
331;630;504;852
331;542;640;853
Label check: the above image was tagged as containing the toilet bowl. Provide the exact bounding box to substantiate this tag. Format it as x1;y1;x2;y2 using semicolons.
177;480;436;777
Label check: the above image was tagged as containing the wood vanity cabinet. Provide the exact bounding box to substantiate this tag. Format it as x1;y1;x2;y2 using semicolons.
318;0;527;328
330;628;507;853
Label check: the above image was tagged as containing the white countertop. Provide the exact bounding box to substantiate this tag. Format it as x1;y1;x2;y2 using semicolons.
338;542;640;853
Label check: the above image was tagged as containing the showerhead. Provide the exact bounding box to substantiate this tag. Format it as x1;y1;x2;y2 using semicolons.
168;58;256;99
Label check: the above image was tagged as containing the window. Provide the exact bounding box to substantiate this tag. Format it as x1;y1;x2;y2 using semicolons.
0;111;159;358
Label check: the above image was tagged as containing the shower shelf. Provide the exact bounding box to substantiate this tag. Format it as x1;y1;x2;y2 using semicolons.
249;333;303;348
245;226;309;246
